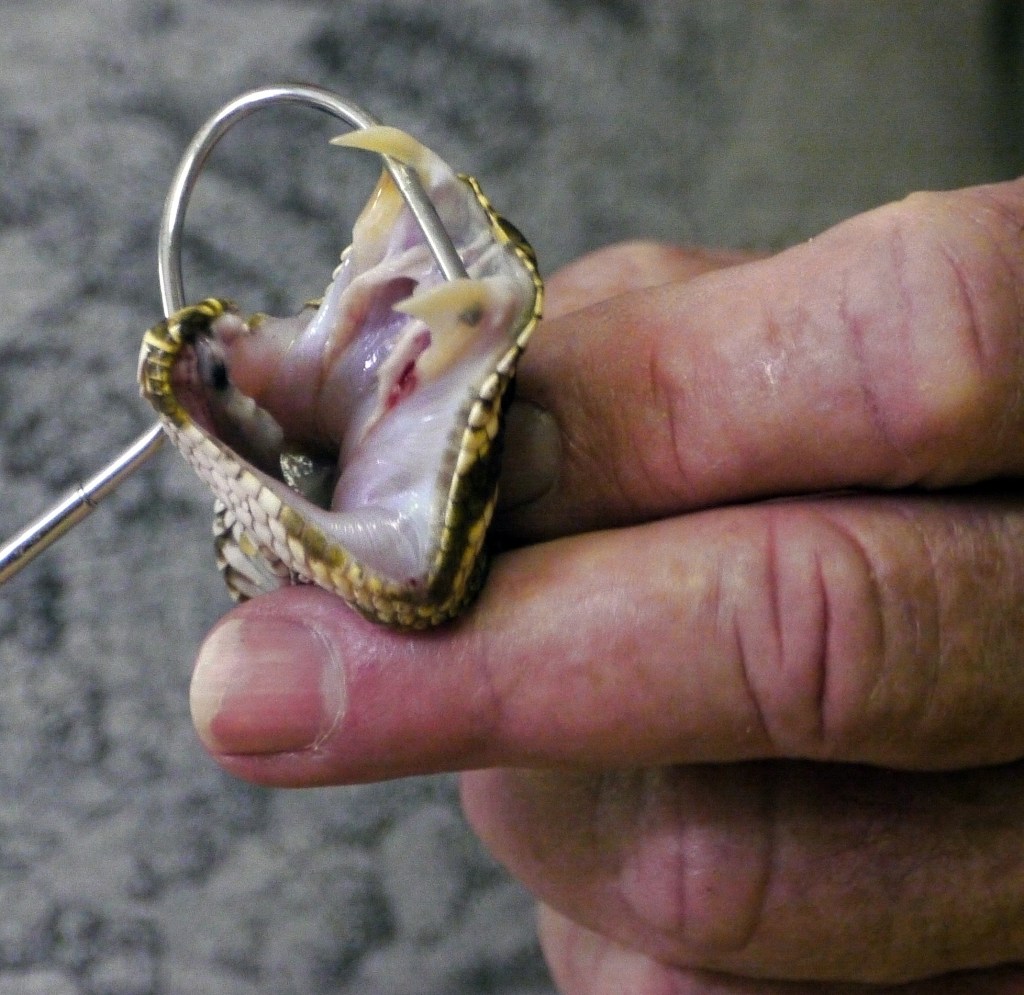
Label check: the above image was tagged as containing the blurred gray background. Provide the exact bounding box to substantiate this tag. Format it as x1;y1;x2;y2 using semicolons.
0;2;1021;993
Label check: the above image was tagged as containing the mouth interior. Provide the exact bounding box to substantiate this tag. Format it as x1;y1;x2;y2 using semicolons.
163;133;537;588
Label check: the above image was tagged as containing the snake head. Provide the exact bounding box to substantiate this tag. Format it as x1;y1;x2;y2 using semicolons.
139;127;542;628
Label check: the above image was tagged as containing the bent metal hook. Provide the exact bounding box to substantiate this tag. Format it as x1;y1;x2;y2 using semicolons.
0;83;466;585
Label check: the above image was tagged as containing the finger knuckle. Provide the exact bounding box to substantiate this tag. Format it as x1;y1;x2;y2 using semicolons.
615;767;774;964
733;507;888;761
643;325;700;510
854;188;1024;483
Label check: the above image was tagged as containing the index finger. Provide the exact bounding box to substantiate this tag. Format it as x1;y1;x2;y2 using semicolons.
501;179;1024;542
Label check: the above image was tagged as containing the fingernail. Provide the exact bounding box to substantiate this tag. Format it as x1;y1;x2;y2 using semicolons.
499;400;561;509
190;616;346;755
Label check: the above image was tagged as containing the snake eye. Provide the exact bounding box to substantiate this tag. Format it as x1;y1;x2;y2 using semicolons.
201;353;230;392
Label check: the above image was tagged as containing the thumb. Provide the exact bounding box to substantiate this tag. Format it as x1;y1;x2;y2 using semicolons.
189;585;502;786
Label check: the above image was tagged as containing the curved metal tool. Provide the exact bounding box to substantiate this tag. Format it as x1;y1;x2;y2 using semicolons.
0;83;465;585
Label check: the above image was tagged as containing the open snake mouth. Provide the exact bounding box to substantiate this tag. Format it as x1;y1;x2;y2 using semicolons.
140;127;541;625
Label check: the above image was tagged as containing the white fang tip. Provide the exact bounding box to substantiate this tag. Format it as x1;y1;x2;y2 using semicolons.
331;126;431;171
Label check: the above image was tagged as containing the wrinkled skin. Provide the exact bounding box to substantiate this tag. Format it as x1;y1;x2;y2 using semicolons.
188;176;1024;992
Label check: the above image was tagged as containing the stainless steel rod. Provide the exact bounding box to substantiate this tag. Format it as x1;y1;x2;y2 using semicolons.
0;84;466;585
158;83;466;314
0;423;165;584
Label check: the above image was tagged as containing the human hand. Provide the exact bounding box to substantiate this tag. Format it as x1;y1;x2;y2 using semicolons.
187;179;1024;992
